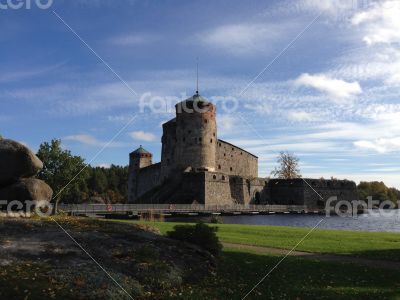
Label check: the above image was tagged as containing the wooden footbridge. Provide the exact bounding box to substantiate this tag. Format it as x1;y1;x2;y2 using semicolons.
58;203;322;218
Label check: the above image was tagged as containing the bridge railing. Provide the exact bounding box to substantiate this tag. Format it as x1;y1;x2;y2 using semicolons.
58;203;308;214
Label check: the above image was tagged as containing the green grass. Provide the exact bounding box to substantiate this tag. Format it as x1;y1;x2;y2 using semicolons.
111;220;400;299
161;248;400;300
112;220;400;261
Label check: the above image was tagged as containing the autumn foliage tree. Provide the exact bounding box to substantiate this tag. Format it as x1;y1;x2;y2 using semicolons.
271;151;301;179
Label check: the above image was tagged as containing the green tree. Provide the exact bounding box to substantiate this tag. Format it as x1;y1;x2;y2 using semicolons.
358;181;400;206
271;151;301;179
88;167;108;194
36;139;89;213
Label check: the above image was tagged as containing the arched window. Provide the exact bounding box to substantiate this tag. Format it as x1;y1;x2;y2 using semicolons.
218;165;221;169
213;175;217;179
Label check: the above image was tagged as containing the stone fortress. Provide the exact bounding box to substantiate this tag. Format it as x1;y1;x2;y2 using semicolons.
128;93;358;209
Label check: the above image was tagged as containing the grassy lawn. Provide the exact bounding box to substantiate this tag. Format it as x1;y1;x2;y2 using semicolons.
113;220;400;261
109;220;400;299
162;249;400;300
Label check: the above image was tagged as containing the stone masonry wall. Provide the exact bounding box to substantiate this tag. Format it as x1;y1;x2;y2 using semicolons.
204;172;232;206
267;178;358;208
160;119;177;180
216;140;258;178
133;163;161;202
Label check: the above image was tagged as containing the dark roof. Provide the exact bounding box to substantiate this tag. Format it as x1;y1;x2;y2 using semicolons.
130;145;151;155
218;139;258;158
176;93;211;106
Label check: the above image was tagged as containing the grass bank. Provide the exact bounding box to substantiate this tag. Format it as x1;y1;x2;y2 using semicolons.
160;248;400;300
114;220;400;261
111;220;400;299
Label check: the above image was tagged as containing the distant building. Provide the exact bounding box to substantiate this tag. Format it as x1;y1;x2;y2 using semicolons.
128;93;357;208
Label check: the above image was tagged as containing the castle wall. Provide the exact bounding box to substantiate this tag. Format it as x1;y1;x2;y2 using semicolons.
204;172;232;206
132;163;161;202
160;119;177;180
268;178;358;208
216;140;258;178
248;178;268;205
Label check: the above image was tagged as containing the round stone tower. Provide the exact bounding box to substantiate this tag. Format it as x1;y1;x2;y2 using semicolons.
174;93;217;172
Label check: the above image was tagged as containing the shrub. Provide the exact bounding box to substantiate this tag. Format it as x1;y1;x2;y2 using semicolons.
167;223;222;256
210;215;223;224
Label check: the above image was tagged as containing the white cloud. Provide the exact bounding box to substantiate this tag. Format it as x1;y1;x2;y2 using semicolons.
0;62;65;83
294;73;362;100
64;134;101;146
129;131;157;142
64;134;125;147
354;137;400;153
218;115;235;131
287;110;317;122
197;22;293;55
351;1;400;45
109;33;159;46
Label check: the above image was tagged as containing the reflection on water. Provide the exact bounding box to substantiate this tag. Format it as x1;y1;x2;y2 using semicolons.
168;210;400;232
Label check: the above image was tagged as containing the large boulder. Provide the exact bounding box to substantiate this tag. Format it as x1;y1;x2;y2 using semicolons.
0;139;43;186
0;178;53;204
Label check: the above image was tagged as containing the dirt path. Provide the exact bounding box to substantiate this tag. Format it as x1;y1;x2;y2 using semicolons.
223;242;400;270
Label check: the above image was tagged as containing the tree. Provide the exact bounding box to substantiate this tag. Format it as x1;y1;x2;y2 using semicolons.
271;151;301;179
358;181;399;206
36;139;89;213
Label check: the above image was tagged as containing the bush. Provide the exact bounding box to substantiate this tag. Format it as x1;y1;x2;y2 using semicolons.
210;215;223;224
167;223;222;256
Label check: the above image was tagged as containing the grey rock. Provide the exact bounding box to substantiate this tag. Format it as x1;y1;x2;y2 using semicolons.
0;139;43;186
0;178;53;203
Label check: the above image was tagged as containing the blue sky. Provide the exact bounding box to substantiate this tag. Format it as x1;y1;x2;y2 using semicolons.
1;0;400;188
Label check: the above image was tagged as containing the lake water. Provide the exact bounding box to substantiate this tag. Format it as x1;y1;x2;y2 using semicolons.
168;210;400;233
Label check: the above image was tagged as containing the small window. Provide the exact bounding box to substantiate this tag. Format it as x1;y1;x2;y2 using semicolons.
204;119;208;123
218;165;221;169
213;132;216;137
218;143;221;147
222;176;225;180
232;147;234;151
240;152;243;155
224;153;226;157
213;175;217;179
230;167;233;171
199;137;202;142
210;139;213;143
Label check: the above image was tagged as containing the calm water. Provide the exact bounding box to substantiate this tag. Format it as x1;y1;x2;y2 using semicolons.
168;210;400;232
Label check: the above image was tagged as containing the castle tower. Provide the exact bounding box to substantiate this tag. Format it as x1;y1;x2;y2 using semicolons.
174;93;217;172
128;146;152;202
129;145;153;170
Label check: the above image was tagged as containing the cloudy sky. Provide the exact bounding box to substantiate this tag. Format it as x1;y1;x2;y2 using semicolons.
1;0;400;188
